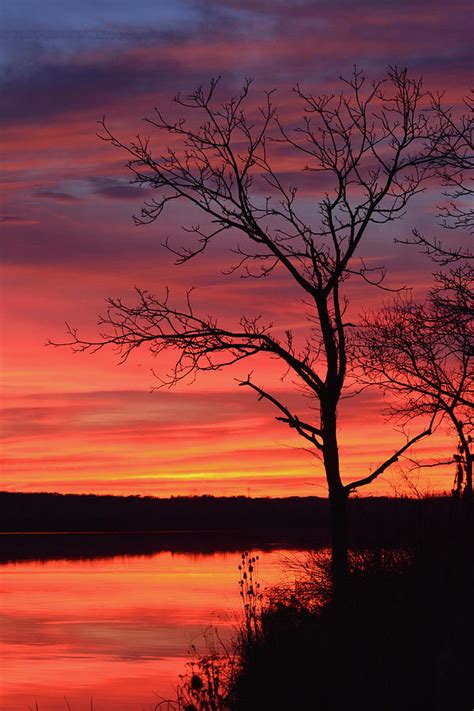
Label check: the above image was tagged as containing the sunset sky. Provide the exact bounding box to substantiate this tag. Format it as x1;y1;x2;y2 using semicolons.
1;0;472;497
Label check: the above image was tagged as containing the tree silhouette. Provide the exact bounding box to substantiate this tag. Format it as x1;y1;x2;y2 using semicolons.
399;90;473;263
374;92;473;498
57;68;464;586
360;266;473;498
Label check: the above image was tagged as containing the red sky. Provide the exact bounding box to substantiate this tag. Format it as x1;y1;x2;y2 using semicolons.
1;0;472;497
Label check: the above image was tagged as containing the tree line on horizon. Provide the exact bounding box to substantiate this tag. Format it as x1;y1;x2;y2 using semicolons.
2;489;449;533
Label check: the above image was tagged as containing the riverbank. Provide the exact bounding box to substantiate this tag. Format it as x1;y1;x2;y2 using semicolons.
174;503;473;710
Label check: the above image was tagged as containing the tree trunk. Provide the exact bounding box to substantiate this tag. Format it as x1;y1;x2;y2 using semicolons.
451;412;472;501
462;449;472;501
321;396;349;596
330;489;349;595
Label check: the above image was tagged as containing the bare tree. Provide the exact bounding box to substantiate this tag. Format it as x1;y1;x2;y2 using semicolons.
56;68;462;586
399;91;473;264
359;266;473;499
431;265;474;347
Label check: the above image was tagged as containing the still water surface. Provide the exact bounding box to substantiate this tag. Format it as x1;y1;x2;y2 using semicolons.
1;539;303;710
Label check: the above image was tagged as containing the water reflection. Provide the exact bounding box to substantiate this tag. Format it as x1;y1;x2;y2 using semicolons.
0;540;308;710
0;529;320;564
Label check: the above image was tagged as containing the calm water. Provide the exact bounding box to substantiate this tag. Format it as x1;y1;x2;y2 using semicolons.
1;539;304;710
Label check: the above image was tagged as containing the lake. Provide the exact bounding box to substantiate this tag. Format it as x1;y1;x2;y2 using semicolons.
0;535;309;710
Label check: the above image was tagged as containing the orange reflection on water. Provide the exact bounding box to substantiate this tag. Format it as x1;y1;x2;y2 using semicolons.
1;549;291;710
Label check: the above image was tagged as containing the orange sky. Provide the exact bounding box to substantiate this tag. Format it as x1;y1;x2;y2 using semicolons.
1;0;471;498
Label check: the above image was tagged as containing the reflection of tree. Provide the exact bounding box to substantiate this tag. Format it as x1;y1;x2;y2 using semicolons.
360;266;473;498
57;68;465;587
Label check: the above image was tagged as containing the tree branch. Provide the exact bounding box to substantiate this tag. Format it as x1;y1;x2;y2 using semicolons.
345;419;435;492
238;375;324;450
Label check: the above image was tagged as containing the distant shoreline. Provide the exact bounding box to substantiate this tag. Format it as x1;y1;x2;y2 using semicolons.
1;490;329;533
0;491;465;564
0;490;453;531
0;527;323;563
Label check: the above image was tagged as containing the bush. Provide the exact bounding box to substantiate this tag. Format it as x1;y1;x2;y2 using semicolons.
229;514;473;710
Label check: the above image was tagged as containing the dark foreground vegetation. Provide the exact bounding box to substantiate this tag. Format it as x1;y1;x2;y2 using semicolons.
162;499;473;711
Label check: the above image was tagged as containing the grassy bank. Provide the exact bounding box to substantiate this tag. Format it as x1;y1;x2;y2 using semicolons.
167;500;472;710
